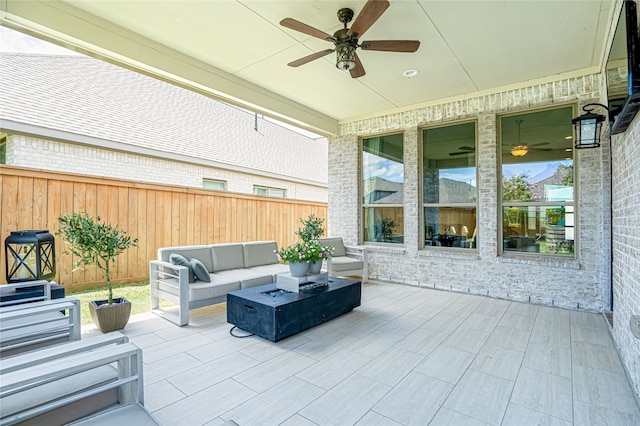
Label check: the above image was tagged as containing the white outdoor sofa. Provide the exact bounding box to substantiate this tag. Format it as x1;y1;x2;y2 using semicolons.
0;332;158;426
318;237;369;283
150;240;289;326
0;281;81;357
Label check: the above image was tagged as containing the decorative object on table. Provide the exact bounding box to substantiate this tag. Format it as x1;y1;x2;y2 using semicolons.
276;271;329;293
305;240;334;274
277;214;334;276
56;211;138;333
296;214;326;243
4;230;56;283
434;232;455;247
276;241;311;276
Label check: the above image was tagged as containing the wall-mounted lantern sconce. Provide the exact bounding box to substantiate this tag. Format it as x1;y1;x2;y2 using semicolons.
571;103;609;149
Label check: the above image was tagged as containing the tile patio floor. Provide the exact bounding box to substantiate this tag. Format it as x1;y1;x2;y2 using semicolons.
83;281;640;426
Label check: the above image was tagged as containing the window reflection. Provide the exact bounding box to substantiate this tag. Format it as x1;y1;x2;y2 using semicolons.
362;133;404;244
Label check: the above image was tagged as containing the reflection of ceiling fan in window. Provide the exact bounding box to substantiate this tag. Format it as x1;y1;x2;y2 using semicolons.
509;119;552;157
449;146;475;156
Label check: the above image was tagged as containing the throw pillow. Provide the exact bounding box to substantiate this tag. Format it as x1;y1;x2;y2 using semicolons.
189;258;211;283
169;253;196;283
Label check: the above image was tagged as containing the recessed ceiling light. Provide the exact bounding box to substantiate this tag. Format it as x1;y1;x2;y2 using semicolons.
565;148;572;152
403;69;419;78
564;136;573;140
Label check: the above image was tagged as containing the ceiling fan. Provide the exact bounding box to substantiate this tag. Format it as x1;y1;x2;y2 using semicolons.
509;120;552;157
449;146;475;156
280;0;420;78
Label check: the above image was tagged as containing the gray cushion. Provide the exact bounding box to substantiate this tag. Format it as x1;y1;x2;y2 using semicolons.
189;258;211;283
159;246;214;272
243;241;279;268
328;256;363;272
169;254;195;283
216;269;274;289
211;244;245;271
318;237;346;257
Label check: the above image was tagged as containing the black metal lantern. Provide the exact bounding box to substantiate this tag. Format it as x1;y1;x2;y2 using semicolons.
571;103;609;149
5;230;56;283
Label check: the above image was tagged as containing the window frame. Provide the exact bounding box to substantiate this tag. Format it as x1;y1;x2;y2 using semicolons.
202;178;226;191
420;120;479;250
498;105;578;258
253;185;286;198
360;131;405;245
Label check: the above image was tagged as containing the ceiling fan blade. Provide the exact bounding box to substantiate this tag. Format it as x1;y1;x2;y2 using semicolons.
350;54;366;78
449;151;473;156
287;49;334;67
360;40;420;52
458;146;475;151
348;0;390;38
530;148;553;151
280;18;336;42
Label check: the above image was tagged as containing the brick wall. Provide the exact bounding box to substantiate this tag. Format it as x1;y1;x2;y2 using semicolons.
330;74;610;312
611;114;640;401
7;135;327;203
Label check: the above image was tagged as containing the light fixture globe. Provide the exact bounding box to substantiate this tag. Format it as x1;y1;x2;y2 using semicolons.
336;42;356;71
510;146;528;157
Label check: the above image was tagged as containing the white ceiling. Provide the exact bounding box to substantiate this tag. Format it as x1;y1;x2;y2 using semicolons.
1;0;615;135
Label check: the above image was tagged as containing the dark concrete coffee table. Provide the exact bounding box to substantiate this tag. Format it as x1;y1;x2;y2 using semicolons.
226;277;361;341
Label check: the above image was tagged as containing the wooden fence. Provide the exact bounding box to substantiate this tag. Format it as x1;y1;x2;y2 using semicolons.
0;166;327;292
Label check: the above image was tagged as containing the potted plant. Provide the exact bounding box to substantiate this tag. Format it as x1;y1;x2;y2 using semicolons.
57;211;138;333
375;218;396;242
296;214;325;243
305;240;334;274
276;241;311;277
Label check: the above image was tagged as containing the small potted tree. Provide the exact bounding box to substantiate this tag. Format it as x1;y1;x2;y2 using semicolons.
57;211;138;333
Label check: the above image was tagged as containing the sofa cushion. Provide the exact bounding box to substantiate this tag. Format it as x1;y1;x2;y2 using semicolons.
216;269;274;289
318;237;346;257
190;258;211;283
248;263;290;281
159;246;214;272
328;256;363;272
169;254;195;283
157;275;240;301
211;244;245;272
243;241;279;268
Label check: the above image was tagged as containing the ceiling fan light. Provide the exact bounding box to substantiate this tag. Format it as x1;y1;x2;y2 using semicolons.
511;145;528;157
336;42;356;71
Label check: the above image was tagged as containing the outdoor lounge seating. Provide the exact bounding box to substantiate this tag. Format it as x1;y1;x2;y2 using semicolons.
0;283;81;357
0;331;158;425
318;237;368;283
149;240;289;326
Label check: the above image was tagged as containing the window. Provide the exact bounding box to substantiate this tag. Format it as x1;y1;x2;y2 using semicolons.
0;136;6;165
202;179;226;191
362;133;404;244
422;122;477;249
253;186;286;198
500;107;575;256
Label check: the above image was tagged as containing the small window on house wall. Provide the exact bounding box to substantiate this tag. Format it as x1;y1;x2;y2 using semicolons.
422;122;477;249
362;133;404;244
202;179;226;191
500;106;575;256
0;136;7;165
253;186;286;198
